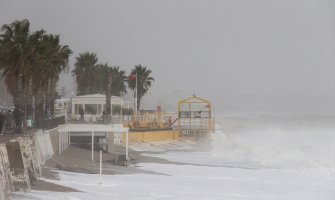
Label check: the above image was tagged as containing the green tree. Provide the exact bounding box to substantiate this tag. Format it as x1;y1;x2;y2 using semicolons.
37;34;72;117
0;19;72;128
72;52;98;95
96;64;127;115
111;67;127;96
128;64;154;111
0;19;44;125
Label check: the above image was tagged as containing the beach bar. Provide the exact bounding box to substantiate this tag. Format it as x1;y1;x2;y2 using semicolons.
70;94;124;120
57;124;129;161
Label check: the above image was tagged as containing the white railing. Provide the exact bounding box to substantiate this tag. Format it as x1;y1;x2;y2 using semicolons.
65;114;125;125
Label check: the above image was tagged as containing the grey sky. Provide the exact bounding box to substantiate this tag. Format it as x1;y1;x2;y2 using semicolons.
1;0;334;114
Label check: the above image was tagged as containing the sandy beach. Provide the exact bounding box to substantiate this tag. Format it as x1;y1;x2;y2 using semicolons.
28;140;199;194
9;121;335;200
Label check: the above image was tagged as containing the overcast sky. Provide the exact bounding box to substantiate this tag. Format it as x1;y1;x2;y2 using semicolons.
1;0;334;115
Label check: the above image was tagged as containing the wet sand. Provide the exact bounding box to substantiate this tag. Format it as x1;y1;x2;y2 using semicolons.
34;141;201;193
32;179;79;192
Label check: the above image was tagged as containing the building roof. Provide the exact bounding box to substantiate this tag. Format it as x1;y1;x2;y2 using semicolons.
71;94;123;105
73;94;119;99
178;95;211;104
58;124;128;133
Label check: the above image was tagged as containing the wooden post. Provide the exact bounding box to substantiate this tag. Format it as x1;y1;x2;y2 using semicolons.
126;130;129;161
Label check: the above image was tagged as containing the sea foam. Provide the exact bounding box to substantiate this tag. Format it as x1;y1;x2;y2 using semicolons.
212;115;335;172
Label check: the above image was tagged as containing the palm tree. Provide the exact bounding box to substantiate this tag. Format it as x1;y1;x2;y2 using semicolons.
96;64;127;115
107;67;127;115
72;52;98;95
128;64;154;111
111;67;127;96
0;19;44;126
0;19;72;128
38;34;72;116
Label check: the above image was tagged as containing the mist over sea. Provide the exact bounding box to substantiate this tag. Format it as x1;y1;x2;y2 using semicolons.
213;115;335;172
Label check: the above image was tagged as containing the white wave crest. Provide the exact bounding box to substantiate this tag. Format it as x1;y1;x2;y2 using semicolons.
212;116;335;172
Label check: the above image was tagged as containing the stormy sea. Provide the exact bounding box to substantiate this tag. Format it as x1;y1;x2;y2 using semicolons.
12;115;335;200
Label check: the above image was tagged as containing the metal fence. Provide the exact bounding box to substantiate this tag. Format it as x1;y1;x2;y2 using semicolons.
65;114;124;124
64;112;178;130
125;112;177;130
42;116;65;130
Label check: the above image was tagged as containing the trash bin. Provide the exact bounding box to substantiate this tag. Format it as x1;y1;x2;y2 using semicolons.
26;116;33;128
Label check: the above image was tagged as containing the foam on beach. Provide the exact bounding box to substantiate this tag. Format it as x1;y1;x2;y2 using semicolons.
212;115;335;172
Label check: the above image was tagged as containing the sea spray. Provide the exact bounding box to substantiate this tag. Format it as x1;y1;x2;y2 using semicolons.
211;115;335;172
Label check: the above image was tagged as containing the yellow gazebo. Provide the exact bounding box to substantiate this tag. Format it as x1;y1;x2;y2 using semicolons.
177;95;214;143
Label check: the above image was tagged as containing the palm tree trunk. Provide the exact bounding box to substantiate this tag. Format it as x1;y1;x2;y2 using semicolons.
13;82;22;108
25;79;33;127
34;89;43;128
137;98;141;112
49;79;56;117
44;82;50;118
106;73;112;115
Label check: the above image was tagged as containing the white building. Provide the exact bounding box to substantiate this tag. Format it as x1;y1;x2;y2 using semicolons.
70;93;135;117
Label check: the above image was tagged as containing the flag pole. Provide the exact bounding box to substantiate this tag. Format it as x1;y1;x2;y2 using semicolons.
135;73;138;112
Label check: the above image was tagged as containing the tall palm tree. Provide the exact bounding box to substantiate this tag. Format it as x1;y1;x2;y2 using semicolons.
111;67;127;96
96;64;128;115
37;34;72;117
72;52;98;95
0;19;72;128
0;19;44;126
128;64;154;111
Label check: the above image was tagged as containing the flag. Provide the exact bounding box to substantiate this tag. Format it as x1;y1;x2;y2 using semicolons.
129;73;136;80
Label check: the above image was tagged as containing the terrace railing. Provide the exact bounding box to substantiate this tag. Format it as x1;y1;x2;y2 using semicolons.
65;112;178;130
65;114;124;125
42;116;66;130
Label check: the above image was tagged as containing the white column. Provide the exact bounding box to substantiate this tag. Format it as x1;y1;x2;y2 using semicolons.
68;132;71;147
99;150;102;186
59;132;62;155
72;103;75;116
65;132;68;149
126;130;129;161
92;131;94;161
61;132;64;152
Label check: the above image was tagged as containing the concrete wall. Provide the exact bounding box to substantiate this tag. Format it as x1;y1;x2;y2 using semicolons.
123;130;180;144
33;130;54;164
0;130;55;200
0;144;13;200
48;129;60;155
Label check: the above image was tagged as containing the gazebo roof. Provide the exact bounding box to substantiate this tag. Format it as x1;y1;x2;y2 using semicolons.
178;95;211;104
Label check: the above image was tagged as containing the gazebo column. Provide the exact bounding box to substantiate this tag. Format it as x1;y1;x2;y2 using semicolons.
91;131;94;161
68;132;71;147
72;104;75;117
65;132;68;149
58;132;62;155
62;132;66;152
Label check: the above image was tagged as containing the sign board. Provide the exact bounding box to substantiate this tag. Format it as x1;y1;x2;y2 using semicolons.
114;133;122;145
